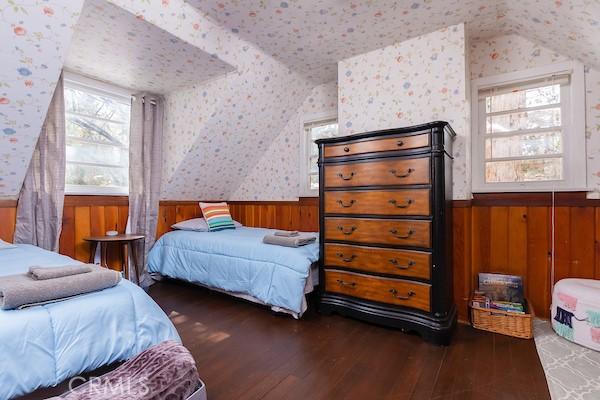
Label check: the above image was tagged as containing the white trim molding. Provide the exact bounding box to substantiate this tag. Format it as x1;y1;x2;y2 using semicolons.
298;112;338;197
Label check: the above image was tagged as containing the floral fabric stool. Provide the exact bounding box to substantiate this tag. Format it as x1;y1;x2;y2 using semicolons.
552;278;600;351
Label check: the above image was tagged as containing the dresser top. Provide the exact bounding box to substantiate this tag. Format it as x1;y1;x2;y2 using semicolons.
315;121;456;145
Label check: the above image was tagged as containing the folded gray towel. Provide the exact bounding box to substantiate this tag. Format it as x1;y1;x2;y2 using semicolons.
29;264;93;280
274;230;299;237
0;266;121;310
263;234;317;248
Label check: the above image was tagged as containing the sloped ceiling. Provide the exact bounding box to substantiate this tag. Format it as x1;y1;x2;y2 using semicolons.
186;0;600;83
0;0;84;198
65;0;234;94
505;1;600;70
106;0;314;200
2;0;599;199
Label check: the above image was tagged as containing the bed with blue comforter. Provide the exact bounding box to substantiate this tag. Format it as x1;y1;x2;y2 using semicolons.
148;228;319;317
0;244;179;400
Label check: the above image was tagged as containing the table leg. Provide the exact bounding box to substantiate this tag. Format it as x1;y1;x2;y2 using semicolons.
89;241;98;264
121;242;129;280
100;243;108;268
128;241;141;284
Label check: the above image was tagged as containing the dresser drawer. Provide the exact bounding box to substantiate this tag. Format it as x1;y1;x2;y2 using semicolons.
324;189;430;216
324;243;431;280
324;157;430;188
324;133;430;158
325;270;431;312
325;217;431;248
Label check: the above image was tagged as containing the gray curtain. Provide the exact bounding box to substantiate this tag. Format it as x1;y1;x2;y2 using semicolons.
14;73;66;251
128;93;163;287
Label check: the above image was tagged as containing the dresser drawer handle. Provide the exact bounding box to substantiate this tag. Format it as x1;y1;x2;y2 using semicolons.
343;146;350;152
397;140;404;147
337;279;357;288
389;259;416;269
337;172;355;181
336;253;357;262
337;226;357;235
389;228;415;239
388;199;413;208
389;168;414;178
336;199;355;208
389;288;416;300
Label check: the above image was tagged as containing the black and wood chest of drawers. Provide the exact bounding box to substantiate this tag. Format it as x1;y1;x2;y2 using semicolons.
316;121;456;345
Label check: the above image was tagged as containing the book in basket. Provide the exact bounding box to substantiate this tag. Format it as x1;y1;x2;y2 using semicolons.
478;273;524;304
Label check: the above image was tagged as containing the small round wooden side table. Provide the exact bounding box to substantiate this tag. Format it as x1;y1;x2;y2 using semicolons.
83;234;145;283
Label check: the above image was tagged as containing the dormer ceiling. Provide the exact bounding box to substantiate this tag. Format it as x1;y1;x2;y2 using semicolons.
186;0;600;83
64;0;235;94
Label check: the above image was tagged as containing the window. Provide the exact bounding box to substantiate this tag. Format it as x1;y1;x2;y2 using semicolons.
64;75;131;195
472;62;586;192
301;117;338;194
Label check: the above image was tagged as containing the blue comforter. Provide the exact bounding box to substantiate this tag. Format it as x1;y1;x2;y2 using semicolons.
148;228;319;315
0;245;179;400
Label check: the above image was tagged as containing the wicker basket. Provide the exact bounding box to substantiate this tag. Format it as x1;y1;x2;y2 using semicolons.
470;299;534;339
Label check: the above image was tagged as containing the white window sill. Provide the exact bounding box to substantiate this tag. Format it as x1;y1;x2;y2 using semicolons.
65;185;128;196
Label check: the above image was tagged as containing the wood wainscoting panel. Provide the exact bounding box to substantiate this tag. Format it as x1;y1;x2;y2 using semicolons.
60;196;130;270
0;201;17;242
455;193;600;321
156;198;319;240
4;193;600;322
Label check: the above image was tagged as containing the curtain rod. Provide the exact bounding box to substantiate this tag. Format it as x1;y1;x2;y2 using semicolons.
131;95;157;105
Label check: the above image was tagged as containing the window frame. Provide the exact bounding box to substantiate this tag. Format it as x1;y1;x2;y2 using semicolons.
299;112;338;197
471;61;586;193
63;71;132;196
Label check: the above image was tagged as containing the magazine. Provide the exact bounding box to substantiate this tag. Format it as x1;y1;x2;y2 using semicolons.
478;273;524;304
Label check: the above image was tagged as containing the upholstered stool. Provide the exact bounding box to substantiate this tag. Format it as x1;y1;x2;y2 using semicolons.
552;278;600;351
53;341;206;400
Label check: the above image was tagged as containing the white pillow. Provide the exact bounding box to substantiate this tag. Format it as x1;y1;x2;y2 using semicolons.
0;239;17;250
171;218;242;232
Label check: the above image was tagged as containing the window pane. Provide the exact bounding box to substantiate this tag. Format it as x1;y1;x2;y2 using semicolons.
65;86;130;122
311;122;338;141
309;155;318;173
486;107;561;133
66;163;128;188
309;174;319;190
65;83;131;193
66;140;128;167
486;84;560;113
310;142;319;157
66;115;129;145
305;120;338;192
485;158;562;183
485;131;562;159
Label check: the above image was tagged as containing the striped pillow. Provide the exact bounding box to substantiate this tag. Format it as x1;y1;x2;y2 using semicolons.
199;202;236;231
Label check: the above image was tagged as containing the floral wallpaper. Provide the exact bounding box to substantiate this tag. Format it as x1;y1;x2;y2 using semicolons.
338;24;471;200
65;0;234;94
233;81;338;200
470;34;569;79
470;34;600;198
109;0;315;200
187;0;501;83
2;0;600;201
505;1;600;76
0;0;84;198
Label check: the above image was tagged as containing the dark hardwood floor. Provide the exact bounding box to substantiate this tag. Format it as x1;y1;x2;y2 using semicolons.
23;281;550;400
